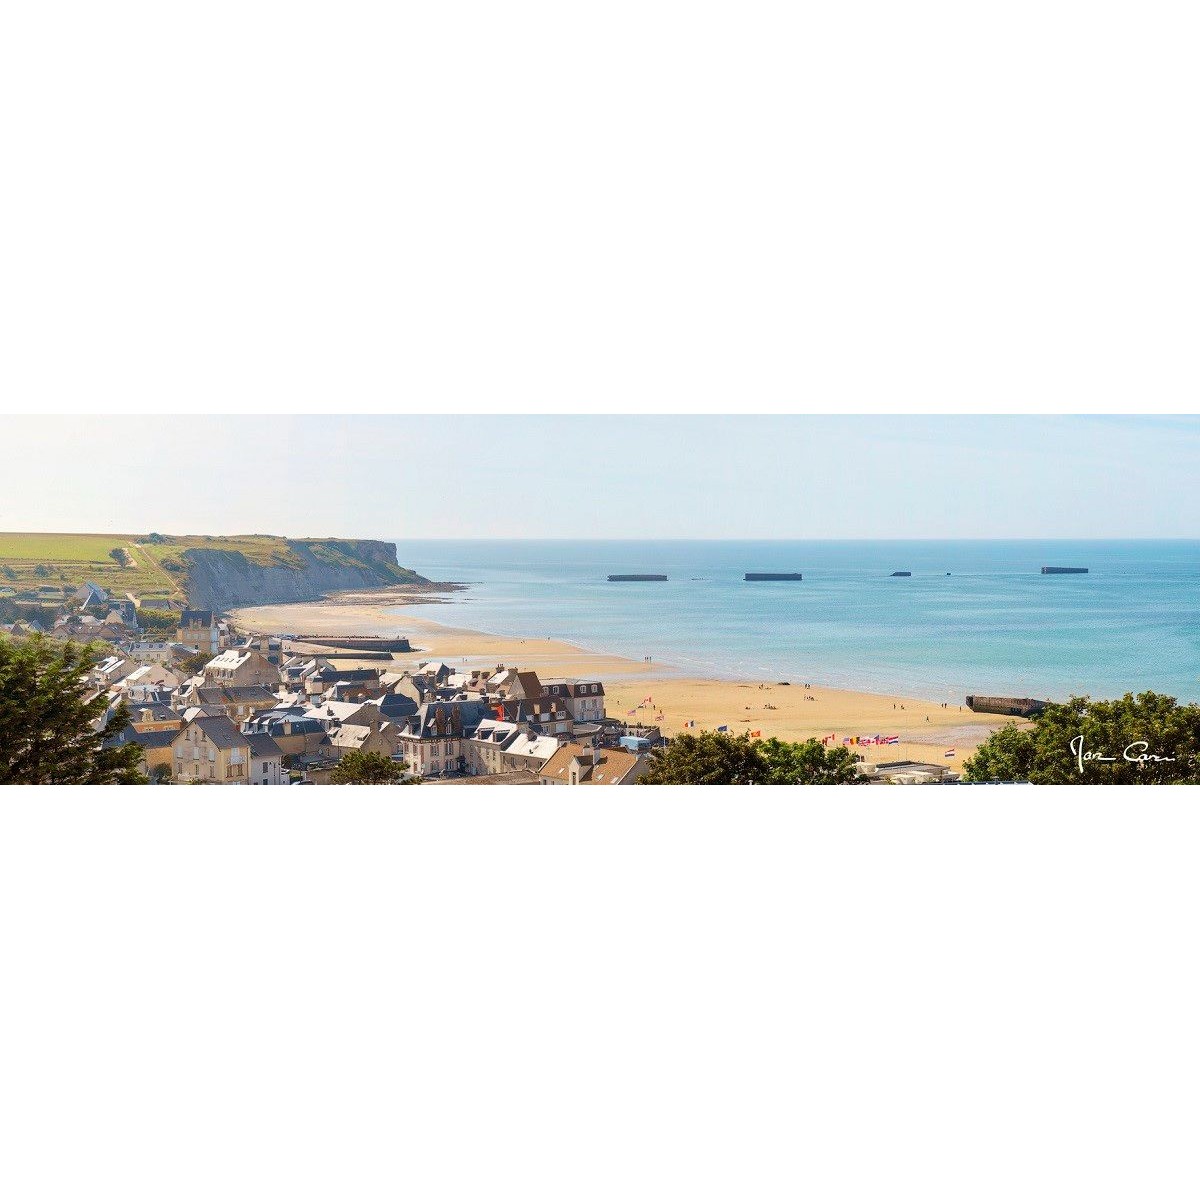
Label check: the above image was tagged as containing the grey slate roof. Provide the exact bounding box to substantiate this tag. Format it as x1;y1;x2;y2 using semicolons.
195;685;277;704
192;717;250;750
129;728;179;750
243;732;284;760
407;700;492;739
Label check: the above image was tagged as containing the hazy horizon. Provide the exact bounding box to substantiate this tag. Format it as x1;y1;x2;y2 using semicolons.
5;414;1199;539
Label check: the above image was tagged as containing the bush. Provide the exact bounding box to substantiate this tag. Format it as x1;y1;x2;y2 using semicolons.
330;751;405;784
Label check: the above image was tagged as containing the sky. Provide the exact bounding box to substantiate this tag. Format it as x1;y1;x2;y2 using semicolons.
3;415;1198;539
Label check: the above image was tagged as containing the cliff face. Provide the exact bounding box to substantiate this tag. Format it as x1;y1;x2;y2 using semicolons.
181;540;428;610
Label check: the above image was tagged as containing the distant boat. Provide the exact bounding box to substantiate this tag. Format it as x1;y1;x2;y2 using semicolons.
608;574;668;582
744;572;802;581
1041;566;1088;574
890;571;912;577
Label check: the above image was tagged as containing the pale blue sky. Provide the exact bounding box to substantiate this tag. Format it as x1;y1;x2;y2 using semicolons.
3;415;1197;538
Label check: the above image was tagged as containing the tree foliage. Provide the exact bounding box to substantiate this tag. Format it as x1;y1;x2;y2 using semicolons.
757;736;862;784
178;650;212;676
0;635;145;784
640;730;864;785
137;608;178;637
330;750;405;785
963;692;1200;784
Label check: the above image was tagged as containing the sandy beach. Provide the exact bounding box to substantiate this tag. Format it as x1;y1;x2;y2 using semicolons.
231;595;1024;766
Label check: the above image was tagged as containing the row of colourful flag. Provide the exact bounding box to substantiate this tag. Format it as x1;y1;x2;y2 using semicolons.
621;707;956;757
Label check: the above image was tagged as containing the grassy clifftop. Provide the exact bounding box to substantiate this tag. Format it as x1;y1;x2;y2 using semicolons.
0;532;426;607
0;532;182;599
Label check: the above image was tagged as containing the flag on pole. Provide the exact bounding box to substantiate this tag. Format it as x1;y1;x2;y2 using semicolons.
944;749;956;758
885;736;899;745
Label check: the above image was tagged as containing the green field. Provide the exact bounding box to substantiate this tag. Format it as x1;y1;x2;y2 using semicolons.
0;532;181;598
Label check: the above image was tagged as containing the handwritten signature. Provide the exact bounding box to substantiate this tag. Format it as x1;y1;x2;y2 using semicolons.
1070;735;1177;774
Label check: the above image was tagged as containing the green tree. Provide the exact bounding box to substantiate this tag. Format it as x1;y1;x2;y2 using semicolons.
963;692;1200;784
138;608;178;637
961;723;1037;783
330;750;405;784
33;564;50;578
0;635;145;784
179;650;211;676
640;731;770;785
758;736;864;784
1;566;16;580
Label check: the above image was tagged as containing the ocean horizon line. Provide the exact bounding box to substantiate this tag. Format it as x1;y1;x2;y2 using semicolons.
387;536;1200;543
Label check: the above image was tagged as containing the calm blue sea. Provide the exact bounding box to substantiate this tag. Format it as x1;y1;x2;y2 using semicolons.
390;540;1200;703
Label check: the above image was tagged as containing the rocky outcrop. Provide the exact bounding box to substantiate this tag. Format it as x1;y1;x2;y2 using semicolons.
181;540;428;611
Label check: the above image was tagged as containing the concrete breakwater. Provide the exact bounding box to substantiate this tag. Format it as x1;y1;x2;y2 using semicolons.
966;695;1048;717
289;634;413;653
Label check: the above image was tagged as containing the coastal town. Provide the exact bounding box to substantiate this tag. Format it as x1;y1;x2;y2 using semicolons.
1;581;979;784
1;586;658;785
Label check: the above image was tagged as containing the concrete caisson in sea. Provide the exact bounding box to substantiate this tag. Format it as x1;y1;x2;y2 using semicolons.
966;695;1048;717
744;572;802;581
607;574;668;582
1041;566;1088;574
890;571;912;577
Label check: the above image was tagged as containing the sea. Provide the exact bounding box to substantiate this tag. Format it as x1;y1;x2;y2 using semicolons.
389;540;1200;703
